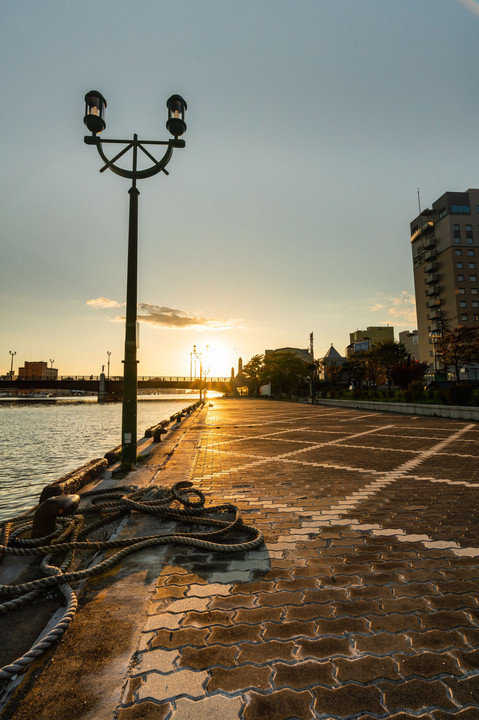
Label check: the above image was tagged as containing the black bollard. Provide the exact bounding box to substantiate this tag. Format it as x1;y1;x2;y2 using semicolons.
31;494;80;539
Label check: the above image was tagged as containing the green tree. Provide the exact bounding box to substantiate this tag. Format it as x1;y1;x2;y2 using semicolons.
390;361;429;390
242;354;265;394
262;351;309;395
374;341;408;388
437;326;479;382
342;356;367;389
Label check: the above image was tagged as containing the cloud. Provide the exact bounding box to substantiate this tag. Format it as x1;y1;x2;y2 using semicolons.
87;297;124;309
87;297;238;330
136;303;237;330
368;291;417;327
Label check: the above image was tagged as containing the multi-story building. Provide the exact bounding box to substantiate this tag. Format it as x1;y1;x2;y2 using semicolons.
349;326;394;352
399;330;419;361
410;188;479;366
18;361;58;380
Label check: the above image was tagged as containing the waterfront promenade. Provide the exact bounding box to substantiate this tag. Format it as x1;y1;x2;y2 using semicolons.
3;398;479;719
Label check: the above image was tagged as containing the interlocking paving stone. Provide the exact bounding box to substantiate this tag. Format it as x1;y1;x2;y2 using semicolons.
380;678;458;712
243;688;314;720
207;623;263;644
313;683;384;716
137;669;208;701
177;644;237;670
207;663;271;692
134;648;178;674
171;695;243;720
272;659;334;688
150;627;209;649
396;650;462;677
334;655;401;682
296;636;353;660
236;640;296;664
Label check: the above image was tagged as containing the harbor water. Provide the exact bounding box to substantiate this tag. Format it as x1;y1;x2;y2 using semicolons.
0;394;203;521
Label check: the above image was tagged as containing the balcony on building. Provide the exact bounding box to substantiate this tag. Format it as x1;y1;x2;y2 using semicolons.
426;285;440;296
425;272;439;284
428;309;442;321
410;220;435;244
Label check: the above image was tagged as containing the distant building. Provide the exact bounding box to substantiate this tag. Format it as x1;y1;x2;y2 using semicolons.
410;188;479;367
264;347;312;363
18;361;58;380
399;330;419;361
349;326;394;348
320;344;347;381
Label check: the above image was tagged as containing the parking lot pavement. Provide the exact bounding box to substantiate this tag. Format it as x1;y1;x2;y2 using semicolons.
114;398;479;720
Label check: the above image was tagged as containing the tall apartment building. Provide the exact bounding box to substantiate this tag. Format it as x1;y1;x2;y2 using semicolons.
410;188;479;366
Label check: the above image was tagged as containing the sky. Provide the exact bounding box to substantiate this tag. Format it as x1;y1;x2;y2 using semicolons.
1;0;479;378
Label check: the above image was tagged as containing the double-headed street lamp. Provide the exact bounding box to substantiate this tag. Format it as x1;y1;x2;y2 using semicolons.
84;90;187;466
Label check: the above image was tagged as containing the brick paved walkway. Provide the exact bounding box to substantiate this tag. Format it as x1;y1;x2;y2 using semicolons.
112;398;479;720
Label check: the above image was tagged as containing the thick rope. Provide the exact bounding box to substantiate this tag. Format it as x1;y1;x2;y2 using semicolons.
0;481;263;683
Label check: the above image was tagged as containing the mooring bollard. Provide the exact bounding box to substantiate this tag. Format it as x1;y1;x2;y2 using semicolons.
31;494;80;539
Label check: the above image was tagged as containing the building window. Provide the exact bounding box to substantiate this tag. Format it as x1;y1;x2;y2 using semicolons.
458;275;465;281
471;275;477;282
460;301;467;308
475;314;479;321
469;262;476;269
466;224;473;237
456;249;463;256
468;250;475;256
454;237;462;244
459;288;466;294
472;288;478;295
473;301;479;308
457;262;463;268
467;237;473;244
452;205;471;214
461;314;468;320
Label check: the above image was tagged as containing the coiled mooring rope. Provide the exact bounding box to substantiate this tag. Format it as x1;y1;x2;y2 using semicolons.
0;481;263;683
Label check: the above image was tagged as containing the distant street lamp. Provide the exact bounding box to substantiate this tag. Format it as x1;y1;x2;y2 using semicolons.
50;359;54;368
84;90;187;466
107;351;111;380
9;350;16;380
192;345;209;401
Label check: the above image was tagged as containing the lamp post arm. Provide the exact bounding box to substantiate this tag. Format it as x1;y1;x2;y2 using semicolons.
84;135;184;181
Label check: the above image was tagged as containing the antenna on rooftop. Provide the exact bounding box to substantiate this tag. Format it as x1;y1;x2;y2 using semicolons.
417;187;422;217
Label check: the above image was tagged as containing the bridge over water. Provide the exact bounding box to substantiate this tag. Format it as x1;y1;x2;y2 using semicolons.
0;375;234;400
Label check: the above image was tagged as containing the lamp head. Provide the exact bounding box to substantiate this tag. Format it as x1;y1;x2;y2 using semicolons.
84;90;107;134
166;94;187;137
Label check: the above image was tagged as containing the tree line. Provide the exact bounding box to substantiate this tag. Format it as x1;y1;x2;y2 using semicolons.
240;327;479;397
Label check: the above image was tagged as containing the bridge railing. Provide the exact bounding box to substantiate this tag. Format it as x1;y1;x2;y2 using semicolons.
8;375;232;383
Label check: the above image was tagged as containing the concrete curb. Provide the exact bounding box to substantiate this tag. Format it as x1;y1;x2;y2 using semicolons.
313;397;479;421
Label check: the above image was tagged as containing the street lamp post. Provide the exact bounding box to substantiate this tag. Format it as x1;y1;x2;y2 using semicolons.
429;332;439;380
192;345;209;401
84;90;187;467
9;350;16;380
107;351;111;380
